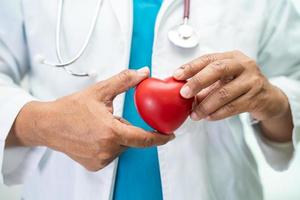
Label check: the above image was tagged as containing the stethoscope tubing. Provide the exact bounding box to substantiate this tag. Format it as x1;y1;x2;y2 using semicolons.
42;0;103;76
41;0;192;77
184;0;190;19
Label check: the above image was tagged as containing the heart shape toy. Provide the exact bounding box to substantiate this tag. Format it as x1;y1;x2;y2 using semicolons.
134;77;194;134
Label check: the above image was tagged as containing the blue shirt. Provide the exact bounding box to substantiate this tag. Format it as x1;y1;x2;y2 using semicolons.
113;0;163;200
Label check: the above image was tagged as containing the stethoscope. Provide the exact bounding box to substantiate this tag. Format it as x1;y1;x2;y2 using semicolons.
40;0;199;77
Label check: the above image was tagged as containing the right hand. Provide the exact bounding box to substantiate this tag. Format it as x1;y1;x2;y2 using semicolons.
11;67;175;171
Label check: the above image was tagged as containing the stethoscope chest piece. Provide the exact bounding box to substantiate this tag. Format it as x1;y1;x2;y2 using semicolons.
168;22;199;49
168;0;199;49
42;0;197;77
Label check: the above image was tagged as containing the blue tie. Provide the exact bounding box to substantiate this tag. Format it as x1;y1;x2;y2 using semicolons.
113;0;163;200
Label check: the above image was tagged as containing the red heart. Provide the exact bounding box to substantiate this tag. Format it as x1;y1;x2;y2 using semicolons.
134;77;194;134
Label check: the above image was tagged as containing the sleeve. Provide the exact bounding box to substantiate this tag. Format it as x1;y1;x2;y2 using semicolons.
244;0;300;171
0;0;46;185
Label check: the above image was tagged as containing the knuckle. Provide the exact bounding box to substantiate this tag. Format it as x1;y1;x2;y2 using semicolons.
97;80;108;90
119;135;129;146
251;75;265;92
195;103;210;117
98;152;113;162
224;103;236;113
98;134;117;148
242;58;257;69
182;63;194;75
218;87;230;102
232;50;242;56
202;54;217;63
142;136;155;147
189;75;202;90
94;128;117;148
118;69;135;84
85;163;104;172
105;130;118;141
257;78;265;90
250;75;259;84
210;61;227;75
111;124;125;142
90;81;109;99
247;59;257;67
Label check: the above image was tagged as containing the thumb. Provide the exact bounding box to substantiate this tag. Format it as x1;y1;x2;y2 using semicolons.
94;67;149;100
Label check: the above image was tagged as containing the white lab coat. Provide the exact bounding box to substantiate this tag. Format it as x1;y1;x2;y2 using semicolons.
0;0;300;199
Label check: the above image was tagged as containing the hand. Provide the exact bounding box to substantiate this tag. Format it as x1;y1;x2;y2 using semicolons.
173;51;290;122
11;67;175;171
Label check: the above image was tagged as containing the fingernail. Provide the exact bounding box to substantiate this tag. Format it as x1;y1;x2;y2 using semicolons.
137;66;150;76
173;68;184;79
190;112;200;121
180;85;191;98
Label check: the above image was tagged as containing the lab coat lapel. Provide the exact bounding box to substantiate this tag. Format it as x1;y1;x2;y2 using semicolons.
155;0;179;34
108;0;132;37
108;0;178;43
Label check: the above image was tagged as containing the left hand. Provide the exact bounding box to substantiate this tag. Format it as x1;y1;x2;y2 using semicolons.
173;50;290;122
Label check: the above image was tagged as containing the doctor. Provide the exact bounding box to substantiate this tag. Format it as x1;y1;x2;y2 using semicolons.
1;0;300;199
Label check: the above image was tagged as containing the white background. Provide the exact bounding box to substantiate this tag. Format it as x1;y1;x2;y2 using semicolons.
1;0;300;199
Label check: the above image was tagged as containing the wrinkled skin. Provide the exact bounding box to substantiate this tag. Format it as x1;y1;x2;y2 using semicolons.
9;68;174;171
174;51;293;142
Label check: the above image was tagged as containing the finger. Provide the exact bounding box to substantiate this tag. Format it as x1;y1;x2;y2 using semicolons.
114;121;175;148
173;52;235;80
94;67;150;100
205;93;251;121
114;116;131;125
180;59;245;99
195;80;223;103
196;77;235;101
191;75;250;120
